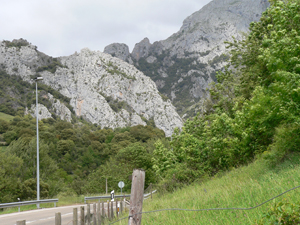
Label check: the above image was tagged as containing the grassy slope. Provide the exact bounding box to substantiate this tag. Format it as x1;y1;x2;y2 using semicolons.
116;153;300;224
0;112;14;122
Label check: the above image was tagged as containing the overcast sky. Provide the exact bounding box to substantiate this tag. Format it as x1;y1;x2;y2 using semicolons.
1;0;212;57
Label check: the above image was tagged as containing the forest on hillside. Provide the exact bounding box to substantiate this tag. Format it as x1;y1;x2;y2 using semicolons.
1;0;300;210
0;115;166;203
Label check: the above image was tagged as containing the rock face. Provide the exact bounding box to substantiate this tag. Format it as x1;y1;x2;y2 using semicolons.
104;43;130;62
26;94;72;122
104;0;270;117
27;104;52;120
0;41;183;136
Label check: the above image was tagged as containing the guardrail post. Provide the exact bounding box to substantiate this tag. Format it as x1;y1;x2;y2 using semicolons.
55;212;61;225
73;208;78;225
16;220;26;225
80;206;85;225
128;169;145;225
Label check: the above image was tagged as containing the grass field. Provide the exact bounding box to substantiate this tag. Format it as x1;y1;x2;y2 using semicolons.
113;153;300;224
0;112;14;122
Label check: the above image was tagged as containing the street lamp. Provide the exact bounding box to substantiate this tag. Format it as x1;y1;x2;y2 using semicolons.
35;76;43;209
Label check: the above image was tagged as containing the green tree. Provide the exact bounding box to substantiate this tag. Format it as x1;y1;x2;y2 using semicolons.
0;152;23;202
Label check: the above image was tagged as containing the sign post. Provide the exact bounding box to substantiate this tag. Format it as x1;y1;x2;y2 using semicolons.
118;181;125;195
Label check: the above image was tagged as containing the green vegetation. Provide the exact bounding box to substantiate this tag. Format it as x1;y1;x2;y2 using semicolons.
3;39;29;49
119;0;300;223
150;0;300;191
0;114;166;204
113;153;300;224
2;2;300;223
0;112;14;122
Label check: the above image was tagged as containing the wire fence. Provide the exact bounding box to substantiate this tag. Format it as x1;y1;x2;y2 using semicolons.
109;184;300;224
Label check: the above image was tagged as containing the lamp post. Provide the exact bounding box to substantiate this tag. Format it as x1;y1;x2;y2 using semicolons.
35;76;43;209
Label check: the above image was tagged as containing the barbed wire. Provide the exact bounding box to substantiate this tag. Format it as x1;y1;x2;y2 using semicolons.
109;184;300;224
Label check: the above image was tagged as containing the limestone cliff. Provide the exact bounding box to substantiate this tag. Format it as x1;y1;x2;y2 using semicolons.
0;40;183;136
104;0;270;117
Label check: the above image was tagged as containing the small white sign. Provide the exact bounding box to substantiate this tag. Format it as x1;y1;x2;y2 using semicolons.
118;181;125;188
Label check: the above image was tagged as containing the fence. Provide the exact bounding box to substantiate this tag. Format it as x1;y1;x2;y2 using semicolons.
15;200;125;225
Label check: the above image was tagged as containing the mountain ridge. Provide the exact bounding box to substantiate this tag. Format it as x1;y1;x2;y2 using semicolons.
0;40;183;136
104;0;270;117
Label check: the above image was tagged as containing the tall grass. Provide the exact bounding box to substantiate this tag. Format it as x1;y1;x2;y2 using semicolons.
113;153;300;224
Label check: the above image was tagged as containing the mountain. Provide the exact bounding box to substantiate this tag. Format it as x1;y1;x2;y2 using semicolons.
0;39;183;136
104;0;270;117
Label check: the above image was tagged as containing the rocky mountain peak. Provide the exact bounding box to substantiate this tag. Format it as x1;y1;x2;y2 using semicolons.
131;37;151;61
103;43;130;62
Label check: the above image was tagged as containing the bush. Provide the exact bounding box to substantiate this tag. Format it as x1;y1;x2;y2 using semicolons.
254;200;300;225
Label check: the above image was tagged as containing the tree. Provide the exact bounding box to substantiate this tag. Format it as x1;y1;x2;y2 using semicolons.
0;152;23;202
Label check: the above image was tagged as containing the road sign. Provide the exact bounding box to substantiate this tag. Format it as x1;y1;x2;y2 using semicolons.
118;181;125;188
118;181;125;195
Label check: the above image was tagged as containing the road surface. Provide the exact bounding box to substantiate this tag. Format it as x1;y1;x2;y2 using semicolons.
0;204;87;225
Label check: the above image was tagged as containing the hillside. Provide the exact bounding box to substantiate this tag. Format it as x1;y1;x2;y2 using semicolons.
0;40;182;136
121;153;300;224
104;0;270;117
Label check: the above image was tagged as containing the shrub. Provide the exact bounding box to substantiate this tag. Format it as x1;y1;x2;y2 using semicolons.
254;200;300;225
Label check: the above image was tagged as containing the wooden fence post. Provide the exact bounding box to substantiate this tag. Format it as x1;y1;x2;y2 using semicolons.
128;169;145;225
55;212;61;225
111;200;114;219
116;199;119;217
73;208;78;225
93;203;97;225
80;206;85;225
120;198;123;213
107;201;110;220
87;204;91;225
16;221;26;225
102;201;105;219
97;201;101;225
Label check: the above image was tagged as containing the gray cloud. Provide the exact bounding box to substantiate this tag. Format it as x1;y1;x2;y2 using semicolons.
1;0;211;57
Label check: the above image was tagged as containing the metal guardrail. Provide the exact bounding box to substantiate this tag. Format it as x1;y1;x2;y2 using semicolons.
84;190;157;203
0;199;59;211
143;190;157;199
85;195;130;203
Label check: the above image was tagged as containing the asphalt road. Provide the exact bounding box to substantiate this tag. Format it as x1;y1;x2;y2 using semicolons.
0;204;87;225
